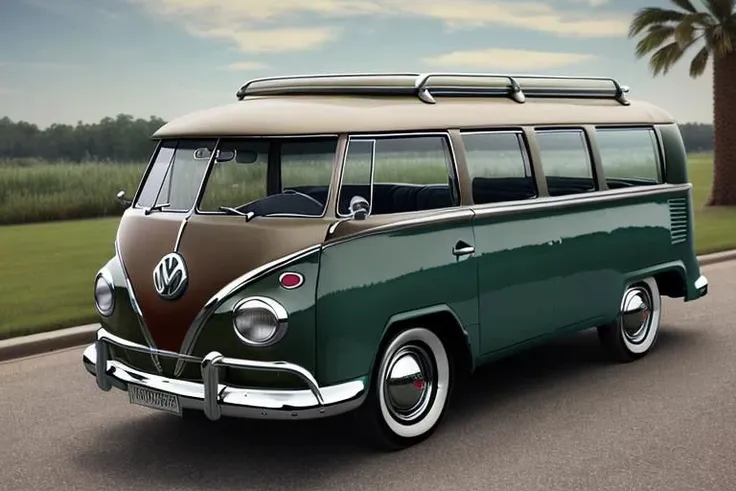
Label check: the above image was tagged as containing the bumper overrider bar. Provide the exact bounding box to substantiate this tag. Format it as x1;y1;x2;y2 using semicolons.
83;327;367;420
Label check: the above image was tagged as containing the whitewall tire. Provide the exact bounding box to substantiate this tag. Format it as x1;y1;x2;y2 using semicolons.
360;326;453;450
598;277;662;362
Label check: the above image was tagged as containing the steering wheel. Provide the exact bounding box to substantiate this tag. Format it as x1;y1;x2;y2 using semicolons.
282;189;324;208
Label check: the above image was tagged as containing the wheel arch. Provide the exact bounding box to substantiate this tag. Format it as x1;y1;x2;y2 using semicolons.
623;261;687;299
372;305;475;384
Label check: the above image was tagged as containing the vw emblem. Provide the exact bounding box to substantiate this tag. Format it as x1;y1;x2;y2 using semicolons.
152;252;188;300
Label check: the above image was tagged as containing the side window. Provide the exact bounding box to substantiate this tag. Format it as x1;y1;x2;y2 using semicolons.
536;129;595;196
595;127;662;188
338;135;458;216
462;131;536;204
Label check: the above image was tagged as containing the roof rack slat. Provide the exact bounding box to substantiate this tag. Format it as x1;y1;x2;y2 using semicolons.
235;72;631;106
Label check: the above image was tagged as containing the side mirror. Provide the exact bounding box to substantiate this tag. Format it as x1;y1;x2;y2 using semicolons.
349;195;369;220
116;190;132;206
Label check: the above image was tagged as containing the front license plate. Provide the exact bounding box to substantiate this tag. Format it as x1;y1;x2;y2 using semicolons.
128;384;182;416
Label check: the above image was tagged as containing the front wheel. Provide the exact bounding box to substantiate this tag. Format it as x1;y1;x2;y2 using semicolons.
598;277;662;363
358;327;453;451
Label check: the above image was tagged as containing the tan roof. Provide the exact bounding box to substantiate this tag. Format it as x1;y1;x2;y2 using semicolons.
153;73;676;138
153;95;675;139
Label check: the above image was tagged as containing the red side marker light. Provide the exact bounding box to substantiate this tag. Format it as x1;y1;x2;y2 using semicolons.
279;272;304;290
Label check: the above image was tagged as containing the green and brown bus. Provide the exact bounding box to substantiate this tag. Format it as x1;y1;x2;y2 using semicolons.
83;73;709;450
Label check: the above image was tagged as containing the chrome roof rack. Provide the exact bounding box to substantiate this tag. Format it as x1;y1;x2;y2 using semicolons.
235;72;631;106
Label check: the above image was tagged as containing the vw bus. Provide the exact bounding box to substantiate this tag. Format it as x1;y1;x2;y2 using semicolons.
82;73;709;450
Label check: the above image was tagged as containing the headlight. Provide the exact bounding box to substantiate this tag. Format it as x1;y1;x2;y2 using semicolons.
232;297;288;347
94;269;115;317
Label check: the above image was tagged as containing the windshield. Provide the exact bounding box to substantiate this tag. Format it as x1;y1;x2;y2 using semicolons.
135;139;216;212
134;137;337;218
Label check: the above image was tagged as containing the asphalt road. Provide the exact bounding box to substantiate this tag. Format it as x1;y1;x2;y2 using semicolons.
3;260;735;491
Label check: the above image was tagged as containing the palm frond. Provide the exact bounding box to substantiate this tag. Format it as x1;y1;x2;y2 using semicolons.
674;17;698;44
689;45;711;76
648;41;692;75
629;7;689;37
670;0;699;13
635;25;677;57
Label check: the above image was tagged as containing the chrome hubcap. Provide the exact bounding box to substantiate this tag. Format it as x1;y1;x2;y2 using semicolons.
620;287;653;344
384;345;434;423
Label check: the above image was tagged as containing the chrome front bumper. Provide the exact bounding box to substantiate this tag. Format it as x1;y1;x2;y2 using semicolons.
83;328;367;420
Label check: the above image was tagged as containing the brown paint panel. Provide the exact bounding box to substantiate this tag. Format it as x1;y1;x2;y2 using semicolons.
116;210;184;351
118;209;330;352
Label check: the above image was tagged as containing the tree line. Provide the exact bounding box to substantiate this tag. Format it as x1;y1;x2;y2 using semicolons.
0;115;718;163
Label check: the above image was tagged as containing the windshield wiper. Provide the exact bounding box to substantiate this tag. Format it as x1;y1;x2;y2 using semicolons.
144;203;170;215
219;206;256;222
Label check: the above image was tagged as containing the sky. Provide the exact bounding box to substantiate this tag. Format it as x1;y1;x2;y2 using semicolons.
0;0;715;128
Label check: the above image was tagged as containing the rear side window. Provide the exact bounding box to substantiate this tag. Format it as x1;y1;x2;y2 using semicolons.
595;127;662;188
338;135;458;216
462;131;536;204
535;129;595;196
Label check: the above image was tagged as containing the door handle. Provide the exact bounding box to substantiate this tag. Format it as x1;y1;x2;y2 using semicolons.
452;241;475;257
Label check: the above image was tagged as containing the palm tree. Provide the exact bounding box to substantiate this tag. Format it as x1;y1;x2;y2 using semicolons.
629;0;736;206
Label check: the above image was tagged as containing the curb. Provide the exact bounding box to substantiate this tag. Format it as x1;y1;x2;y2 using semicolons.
0;324;100;363
696;249;736;266
2;249;736;364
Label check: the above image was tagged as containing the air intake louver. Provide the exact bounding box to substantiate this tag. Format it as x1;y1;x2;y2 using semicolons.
668;197;688;245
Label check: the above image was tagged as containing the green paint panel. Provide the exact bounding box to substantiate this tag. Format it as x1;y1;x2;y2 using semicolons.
315;214;478;387
473;193;677;355
183;251;321;389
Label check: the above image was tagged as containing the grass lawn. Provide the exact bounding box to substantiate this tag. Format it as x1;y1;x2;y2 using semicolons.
687;153;736;254
0;153;734;340
0;217;121;340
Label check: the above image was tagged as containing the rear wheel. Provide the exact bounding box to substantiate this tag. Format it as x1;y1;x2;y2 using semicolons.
598;277;662;362
359;326;453;451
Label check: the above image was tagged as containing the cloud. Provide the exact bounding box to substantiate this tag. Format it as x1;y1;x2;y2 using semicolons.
131;0;630;55
221;61;270;71
424;48;597;70
187;26;339;53
0;87;19;96
412;0;627;36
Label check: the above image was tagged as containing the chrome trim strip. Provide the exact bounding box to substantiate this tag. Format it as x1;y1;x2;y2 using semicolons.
84;333;367;420
471;182;691;219
114;236;163;373
97;326;202;363
173;216;189;252
174;244;323;376
323;183;692;250
323;208;474;250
